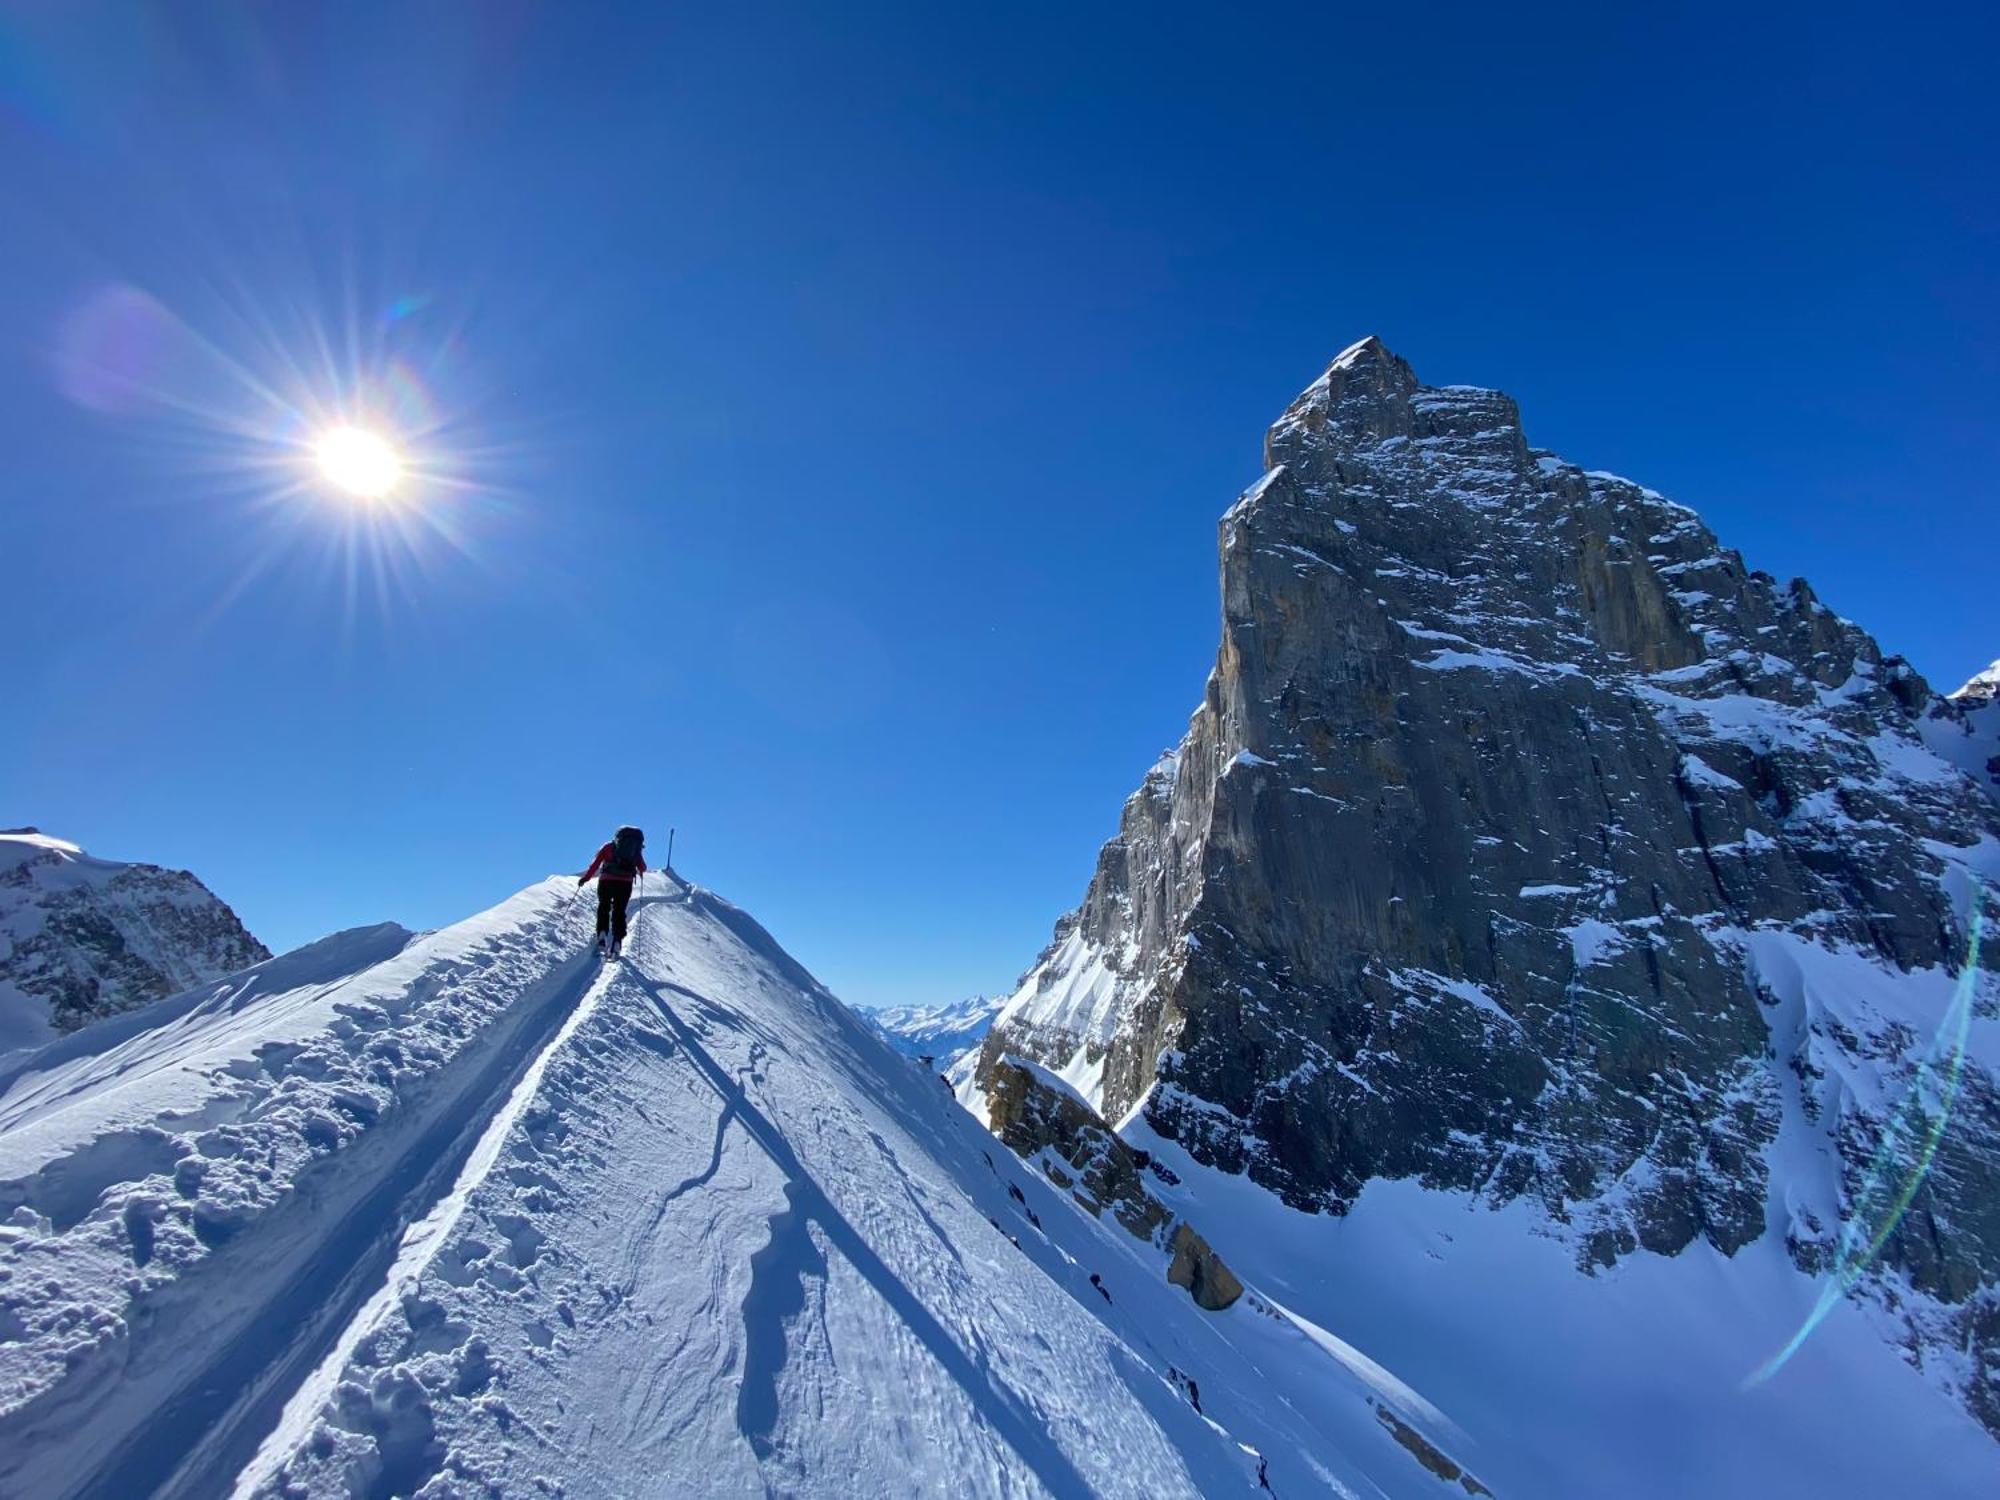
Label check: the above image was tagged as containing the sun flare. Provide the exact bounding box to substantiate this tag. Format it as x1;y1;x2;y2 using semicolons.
313;425;403;499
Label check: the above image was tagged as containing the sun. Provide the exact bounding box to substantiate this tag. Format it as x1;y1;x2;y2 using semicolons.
313;425;403;499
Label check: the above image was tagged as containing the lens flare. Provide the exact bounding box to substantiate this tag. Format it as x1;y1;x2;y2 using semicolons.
1746;883;1988;1387
313;425;403;499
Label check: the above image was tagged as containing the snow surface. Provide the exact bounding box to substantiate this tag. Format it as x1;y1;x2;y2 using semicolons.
0;875;1491;1498
1923;664;2000;806
1122;1113;2000;1499
977;927;1129;1112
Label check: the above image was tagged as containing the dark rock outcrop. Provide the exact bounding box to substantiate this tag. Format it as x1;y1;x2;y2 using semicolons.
985;1056;1241;1310
1164;1223;1242;1312
969;338;2000;1434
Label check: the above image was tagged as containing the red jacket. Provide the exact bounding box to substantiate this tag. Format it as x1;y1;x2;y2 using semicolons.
581;842;646;886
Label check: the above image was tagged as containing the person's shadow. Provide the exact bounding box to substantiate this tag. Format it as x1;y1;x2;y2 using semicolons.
624;971;1093;1497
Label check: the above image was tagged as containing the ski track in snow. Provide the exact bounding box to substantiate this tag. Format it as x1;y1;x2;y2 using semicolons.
227;942;622;1498
79;931;607;1499
629;970;1094;1497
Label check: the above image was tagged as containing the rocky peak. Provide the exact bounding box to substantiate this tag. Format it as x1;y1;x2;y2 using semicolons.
0;830;269;1051
971;339;2000;1439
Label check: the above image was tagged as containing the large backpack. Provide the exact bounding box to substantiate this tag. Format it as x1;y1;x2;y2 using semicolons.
605;825;645;877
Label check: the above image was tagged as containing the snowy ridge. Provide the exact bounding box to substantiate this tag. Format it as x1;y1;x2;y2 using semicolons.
0;873;1502;1497
0;881;587;1498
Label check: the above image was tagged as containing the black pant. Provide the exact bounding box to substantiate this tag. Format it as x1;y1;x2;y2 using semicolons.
595;880;632;943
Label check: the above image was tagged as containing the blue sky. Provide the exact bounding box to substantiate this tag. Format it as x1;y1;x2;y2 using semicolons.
3;2;1995;1007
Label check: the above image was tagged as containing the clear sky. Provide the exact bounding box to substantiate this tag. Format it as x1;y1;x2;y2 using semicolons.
3;2;1995;1008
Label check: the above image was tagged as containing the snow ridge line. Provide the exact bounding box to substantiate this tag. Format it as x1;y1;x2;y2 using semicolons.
59;931;610;1500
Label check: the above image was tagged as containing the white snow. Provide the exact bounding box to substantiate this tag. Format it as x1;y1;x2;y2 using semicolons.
1566;917;1629;968
1679;753;1743;790
1951;658;2000;700
1121;1118;2000;1500
0;830;89;870
1415;646;1583;682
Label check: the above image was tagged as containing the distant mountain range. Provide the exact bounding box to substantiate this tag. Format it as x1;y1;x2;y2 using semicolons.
858;994;1005;1071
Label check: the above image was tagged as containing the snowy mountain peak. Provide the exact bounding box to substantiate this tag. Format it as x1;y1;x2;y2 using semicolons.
1329;332;1391;371
1954;657;2000;704
1265;336;1527;479
0;828;85;864
862;992;1006;1070
0;829;268;1052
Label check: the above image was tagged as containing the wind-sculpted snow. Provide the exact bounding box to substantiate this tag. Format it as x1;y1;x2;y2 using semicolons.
971;337;2000;1461
0;880;589;1498
0;872;1502;1497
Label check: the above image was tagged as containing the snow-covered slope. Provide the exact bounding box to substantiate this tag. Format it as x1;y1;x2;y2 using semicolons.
861;994;1005;1070
0;875;1502;1498
0;828;269;1053
1924;658;2000;805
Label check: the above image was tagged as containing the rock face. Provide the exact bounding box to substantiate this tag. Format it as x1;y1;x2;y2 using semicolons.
1164;1223;1242;1312
986;1055;1241;1310
970;338;2000;1433
0;829;269;1051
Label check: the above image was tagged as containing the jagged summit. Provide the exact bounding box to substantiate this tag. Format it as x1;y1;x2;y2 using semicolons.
1264;336;1531;481
969;340;2000;1479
